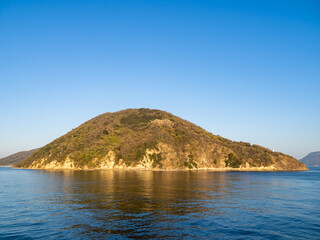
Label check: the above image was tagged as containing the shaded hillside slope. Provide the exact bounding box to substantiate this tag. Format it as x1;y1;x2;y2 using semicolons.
16;109;307;171
0;149;38;166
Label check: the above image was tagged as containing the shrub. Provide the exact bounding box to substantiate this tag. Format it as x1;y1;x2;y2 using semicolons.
225;153;242;168
103;130;109;135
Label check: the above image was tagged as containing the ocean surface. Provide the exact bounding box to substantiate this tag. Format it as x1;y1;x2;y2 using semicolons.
1;167;319;239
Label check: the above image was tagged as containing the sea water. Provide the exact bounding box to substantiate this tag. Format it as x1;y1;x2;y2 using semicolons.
0;167;319;239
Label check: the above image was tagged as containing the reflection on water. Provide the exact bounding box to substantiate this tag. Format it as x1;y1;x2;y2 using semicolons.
1;168;320;239
49;171;232;239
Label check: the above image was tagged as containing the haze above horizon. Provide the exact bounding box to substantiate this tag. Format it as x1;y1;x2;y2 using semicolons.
0;0;319;159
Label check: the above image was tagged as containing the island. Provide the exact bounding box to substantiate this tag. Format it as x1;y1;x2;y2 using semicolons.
16;108;307;171
0;149;38;166
300;151;320;167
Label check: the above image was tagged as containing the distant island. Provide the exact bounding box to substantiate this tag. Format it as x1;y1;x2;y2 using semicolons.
16;108;307;171
300;152;320;167
0;149;38;166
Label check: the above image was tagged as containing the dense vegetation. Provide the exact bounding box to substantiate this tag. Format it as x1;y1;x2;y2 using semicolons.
16;108;307;170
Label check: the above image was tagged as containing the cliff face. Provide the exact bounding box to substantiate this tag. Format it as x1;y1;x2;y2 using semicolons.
16;109;307;171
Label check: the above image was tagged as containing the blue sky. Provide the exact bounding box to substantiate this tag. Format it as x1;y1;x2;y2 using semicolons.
0;0;319;159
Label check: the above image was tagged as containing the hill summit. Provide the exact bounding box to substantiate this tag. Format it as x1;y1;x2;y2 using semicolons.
16;108;307;171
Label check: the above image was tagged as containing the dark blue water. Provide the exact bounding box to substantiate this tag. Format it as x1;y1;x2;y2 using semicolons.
1;167;319;239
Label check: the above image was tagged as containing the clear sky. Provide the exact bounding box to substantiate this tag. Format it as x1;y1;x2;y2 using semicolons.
0;0;319;159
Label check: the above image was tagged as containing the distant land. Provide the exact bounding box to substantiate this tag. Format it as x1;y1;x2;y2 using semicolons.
0;149;38;166
16;108;307;171
300;152;320;167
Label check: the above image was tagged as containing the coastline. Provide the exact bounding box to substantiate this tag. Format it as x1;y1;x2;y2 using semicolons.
14;165;308;172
